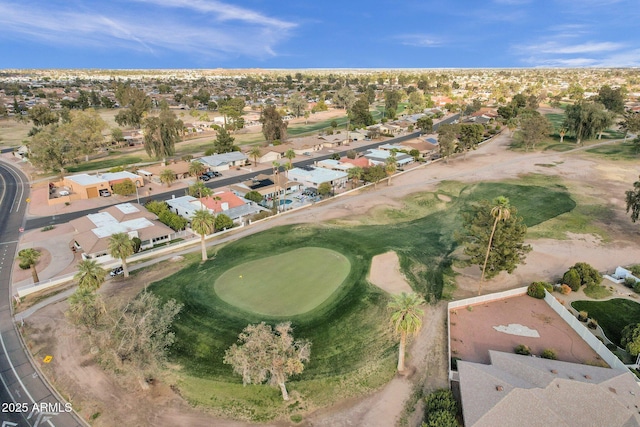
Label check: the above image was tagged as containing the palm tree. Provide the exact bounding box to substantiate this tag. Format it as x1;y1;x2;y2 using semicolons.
388;292;425;372
188;181;213;198
248;146;262;166
108;233;135;278
191;209;216;262
284;149;296;168
74;259;107;292
17;248;41;283
385;152;397;185
159;169;176;187
479;196;512;295
272;161;281;212
188;161;206;177
348;166;363;189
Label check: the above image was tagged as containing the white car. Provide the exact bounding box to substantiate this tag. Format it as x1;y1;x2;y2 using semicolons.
59;190;70;196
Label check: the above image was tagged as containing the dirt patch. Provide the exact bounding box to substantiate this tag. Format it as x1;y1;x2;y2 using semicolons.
450;295;604;366
369;251;413;294
436;194;451;202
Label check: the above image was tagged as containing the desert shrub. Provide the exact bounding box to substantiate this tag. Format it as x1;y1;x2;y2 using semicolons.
422;411;458;427
624;277;637;288
425;389;458;416
346;149;357;159
572;262;602;287
630;265;640;277
290;414;303;423
132;237;142;253
563;268;581;291
560;284;572;295
112;178;136;196
514;344;531;355
108;166;125;173
244;190;263;203
578;311;588;322
633;281;640;294
527;282;546;299
587;319;598;330
540;349;557;360
41;225;55;232
145;200;169;215
158;211;187;231
214;213;234;231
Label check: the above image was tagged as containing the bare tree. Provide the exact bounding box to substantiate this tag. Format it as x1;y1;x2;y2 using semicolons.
224;322;311;401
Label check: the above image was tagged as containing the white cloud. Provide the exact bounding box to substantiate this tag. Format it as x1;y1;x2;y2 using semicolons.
396;34;445;48
0;1;296;60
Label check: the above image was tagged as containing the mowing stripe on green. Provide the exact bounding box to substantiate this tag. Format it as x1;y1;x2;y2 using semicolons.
214;247;351;316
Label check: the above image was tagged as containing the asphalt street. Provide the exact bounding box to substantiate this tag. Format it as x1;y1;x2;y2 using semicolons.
25;114;459;231
0;160;85;427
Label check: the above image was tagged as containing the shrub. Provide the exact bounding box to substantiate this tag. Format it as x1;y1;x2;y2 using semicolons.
423;410;458;427
621;323;640;356
572;262;602;287
145;200;169;215
514;344;531;355
132;237;142;253
244;191;263;204
527;282;546;299
630;265;640;277
563;268;581;291
625;277;638;288
158;211;187;231
587;319;598;329
578;311;588;322
346;150;357;159
108;166;125;173
425;389;458;416
540;349;557;360
633;281;640;294
290;414;303;423
112;178;136;196
560;284;572;295
215;213;234;231
41;225;55;232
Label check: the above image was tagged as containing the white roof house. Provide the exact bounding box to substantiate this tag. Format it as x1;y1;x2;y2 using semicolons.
165;196;208;220
363;149;413;166
287;166;348;188
199;152;248;171
66;173;107;186
316;159;355;172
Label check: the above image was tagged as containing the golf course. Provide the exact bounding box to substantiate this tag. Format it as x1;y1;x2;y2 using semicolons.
148;176;578;421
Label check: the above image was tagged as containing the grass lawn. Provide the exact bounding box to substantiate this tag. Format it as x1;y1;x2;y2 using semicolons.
586;142;640;160
215;247;350;316
148;177;578;421
65;155;146;173
571;299;640;346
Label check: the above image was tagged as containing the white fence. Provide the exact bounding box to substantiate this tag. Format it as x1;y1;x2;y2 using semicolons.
543;291;628;372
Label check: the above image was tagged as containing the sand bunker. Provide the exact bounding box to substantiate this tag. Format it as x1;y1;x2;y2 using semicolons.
493;323;540;338
369;251;413;294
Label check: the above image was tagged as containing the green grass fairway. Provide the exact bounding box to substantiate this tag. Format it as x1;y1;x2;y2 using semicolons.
215;247;350;316
148;177;578;421
572;299;640;346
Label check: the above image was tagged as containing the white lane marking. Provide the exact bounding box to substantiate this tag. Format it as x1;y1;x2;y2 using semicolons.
0;329;36;403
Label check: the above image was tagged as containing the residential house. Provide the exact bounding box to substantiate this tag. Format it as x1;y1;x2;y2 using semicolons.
62;174;112;199
288;136;326;155
403;138;439;159
287;166;348;189
458;350;640;427
70;203;175;261
99;171;144;188
166;192;263;225
317;159;356;172
363;149;413;167
230;173;299;202
137;160;192;182
198;152;248;172
340;156;371;168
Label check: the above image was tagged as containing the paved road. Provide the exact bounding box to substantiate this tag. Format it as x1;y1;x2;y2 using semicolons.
25;114;459;231
0;160;85;427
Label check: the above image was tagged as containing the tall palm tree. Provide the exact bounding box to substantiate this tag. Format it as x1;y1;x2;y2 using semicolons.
249;146;262;166
188;161;206;177
75;259;107;292
191;209;216;262
159;169;176;187
479;196;512;295
17;248;41;283
348;166;363;189
272;161;281;212
108;233;135;278
388;292;425;372
284;149;296;169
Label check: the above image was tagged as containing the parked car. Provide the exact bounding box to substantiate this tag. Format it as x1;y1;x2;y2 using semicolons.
199;174;210;181
109;266;124;277
99;189;111;197
58;190;70;196
204;171;221;178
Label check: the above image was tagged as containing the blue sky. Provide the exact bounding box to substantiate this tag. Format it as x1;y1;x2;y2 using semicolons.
0;0;638;69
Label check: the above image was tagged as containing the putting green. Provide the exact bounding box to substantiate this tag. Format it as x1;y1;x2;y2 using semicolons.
214;247;351;316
